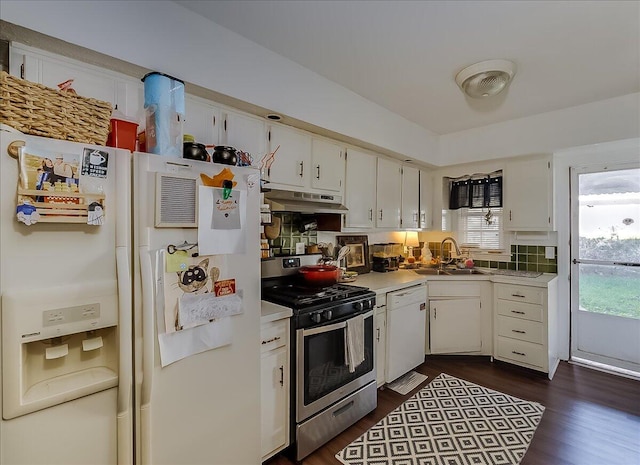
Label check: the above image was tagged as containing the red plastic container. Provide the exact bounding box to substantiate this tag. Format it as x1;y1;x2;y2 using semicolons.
106;116;139;152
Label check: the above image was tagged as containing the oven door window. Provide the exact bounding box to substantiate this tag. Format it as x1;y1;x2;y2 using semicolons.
303;316;373;405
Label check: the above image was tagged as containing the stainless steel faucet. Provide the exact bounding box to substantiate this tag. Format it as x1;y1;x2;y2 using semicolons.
439;236;461;270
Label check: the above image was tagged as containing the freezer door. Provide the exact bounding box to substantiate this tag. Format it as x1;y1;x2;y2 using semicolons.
0;127;132;464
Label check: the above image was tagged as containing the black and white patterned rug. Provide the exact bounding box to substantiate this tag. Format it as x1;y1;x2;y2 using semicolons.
336;373;544;465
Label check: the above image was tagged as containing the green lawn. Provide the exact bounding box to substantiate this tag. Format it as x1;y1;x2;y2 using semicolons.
580;273;640;319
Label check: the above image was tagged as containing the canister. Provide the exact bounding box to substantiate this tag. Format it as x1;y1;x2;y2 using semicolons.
142;72;185;157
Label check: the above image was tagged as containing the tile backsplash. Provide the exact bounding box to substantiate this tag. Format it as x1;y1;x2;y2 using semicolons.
474;245;557;273
426;243;557;273
269;213;318;255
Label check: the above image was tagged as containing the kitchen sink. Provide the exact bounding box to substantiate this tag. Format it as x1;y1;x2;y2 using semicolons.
413;268;449;275
413;268;488;276
446;268;488;275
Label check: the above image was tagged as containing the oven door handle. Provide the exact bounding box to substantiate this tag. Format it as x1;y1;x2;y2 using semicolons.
302;310;374;336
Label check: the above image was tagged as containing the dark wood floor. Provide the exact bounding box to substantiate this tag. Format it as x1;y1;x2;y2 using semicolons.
267;356;640;465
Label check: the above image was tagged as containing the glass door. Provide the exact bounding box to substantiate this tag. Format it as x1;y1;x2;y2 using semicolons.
570;165;640;374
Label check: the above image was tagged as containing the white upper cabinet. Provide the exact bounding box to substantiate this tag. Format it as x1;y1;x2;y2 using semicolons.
184;96;221;146
344;148;377;228
401;165;420;229
376;157;402;229
504;155;554;231
311;138;344;192
419;169;432;230
222;110;267;165
265;125;345;194
266;124;312;188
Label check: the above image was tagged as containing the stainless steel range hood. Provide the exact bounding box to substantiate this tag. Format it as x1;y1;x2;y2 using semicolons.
264;189;348;214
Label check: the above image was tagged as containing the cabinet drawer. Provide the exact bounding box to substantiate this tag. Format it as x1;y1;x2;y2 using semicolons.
496;284;544;305
496;299;543;322
496;336;545;369
261;319;288;353
497;315;544;344
429;282;481;297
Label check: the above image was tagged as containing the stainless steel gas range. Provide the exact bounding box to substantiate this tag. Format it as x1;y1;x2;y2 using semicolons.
261;254;377;461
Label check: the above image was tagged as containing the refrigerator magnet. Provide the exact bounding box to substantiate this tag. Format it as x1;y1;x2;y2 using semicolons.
214;279;236;297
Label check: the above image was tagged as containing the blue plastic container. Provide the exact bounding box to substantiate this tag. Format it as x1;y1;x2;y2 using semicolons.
142;72;185;157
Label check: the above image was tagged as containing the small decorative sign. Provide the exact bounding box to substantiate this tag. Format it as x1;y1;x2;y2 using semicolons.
81;148;109;178
214;279;236;297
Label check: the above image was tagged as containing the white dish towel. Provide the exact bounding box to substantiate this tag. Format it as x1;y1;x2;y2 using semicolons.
345;314;365;373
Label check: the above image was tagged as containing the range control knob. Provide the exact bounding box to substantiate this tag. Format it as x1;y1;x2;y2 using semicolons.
353;301;364;311
322;310;333;321
310;312;322;324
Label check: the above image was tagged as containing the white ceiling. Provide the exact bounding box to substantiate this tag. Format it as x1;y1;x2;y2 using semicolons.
175;0;639;136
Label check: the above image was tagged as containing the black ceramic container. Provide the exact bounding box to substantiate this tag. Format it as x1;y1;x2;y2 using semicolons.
183;142;209;161
212;146;238;165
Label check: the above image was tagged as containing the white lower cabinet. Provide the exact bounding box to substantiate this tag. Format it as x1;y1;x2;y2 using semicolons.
374;293;387;387
493;280;559;379
260;318;290;461
430;298;482;354
427;281;492;356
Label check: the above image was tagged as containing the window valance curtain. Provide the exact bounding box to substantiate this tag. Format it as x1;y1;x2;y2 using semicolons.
449;174;502;210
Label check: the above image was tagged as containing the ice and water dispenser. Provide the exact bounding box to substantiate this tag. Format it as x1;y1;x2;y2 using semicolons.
2;281;119;419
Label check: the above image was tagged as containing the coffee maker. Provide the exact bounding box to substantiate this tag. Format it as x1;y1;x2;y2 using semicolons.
371;243;402;272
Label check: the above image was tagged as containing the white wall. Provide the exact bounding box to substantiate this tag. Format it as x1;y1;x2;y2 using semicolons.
0;0;439;165
553;138;640;361
440;93;640;165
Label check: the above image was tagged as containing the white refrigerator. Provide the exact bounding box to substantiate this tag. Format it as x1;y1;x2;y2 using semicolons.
0;125;262;464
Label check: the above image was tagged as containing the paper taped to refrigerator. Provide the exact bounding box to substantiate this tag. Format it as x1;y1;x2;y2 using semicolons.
198;186;247;255
156;250;233;367
178;292;243;330
158;318;232;367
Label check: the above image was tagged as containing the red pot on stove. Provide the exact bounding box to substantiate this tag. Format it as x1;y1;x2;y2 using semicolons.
298;265;340;287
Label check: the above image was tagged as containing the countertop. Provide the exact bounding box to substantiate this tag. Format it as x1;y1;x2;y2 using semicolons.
260;269;558;319
260;301;292;324
352;268;558;294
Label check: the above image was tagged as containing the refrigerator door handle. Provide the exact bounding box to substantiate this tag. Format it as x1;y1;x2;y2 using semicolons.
116;246;133;465
139;246;155;465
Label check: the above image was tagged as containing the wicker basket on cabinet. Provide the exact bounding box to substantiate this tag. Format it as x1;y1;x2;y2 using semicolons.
0;71;112;145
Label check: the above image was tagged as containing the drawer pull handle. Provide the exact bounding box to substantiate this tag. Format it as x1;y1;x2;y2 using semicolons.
376;328;380;342
512;350;526;356
333;401;355;417
279;365;284;386
512;329;526;334
261;336;281;345
511;310;526;315
511;293;526;298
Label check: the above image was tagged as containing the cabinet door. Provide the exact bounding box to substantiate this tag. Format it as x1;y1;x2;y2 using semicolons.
376;158;402;229
267;125;312;187
185;96;221;146
311;138;344;192
429;299;482;354
401;165;420;229
375;311;386;387
223;110;266;165
40;59;116;105
261;346;288;459
419;170;432;230
344;149;377;228
504;157;553;231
